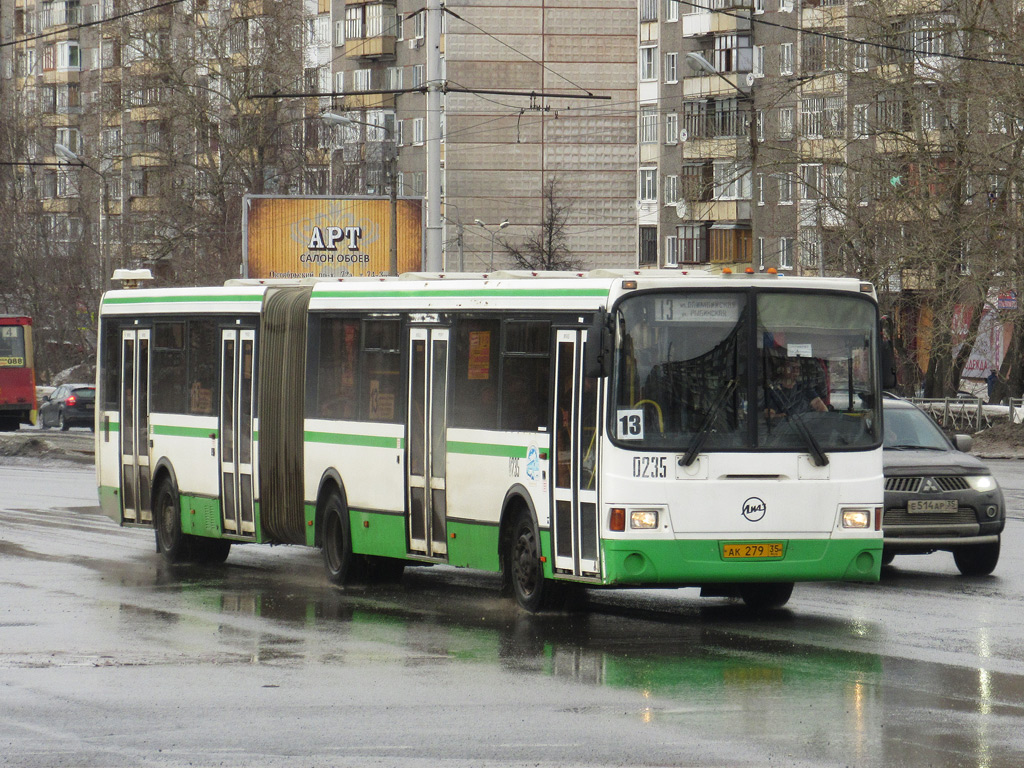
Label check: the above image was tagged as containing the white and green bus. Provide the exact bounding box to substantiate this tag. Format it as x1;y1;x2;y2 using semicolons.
96;270;886;611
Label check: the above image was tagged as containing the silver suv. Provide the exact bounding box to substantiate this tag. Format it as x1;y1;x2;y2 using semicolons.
882;397;1004;575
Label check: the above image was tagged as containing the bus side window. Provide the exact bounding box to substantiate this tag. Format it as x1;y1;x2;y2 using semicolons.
152;321;187;414
501;321;550;432
101;319;121;412
317;317;360;420
451;319;500;430
188;319;218;416
362;318;402;423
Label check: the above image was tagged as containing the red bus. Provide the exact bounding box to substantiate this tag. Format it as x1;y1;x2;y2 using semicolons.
0;316;37;431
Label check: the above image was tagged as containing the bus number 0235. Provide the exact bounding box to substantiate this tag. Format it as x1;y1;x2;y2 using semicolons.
633;456;667;479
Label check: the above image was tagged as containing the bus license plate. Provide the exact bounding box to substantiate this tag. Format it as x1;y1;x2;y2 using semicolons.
722;542;784;559
907;499;956;513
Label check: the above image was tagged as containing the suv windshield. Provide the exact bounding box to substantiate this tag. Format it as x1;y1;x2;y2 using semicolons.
883;405;950;450
611;289;880;452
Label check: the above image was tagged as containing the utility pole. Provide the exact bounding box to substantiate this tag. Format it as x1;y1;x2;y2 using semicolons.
425;0;443;271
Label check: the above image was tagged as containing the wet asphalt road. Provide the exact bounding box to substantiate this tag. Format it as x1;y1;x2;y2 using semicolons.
1;438;1023;767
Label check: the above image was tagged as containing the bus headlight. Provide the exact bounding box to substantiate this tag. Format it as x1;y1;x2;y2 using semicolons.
841;508;871;529
630;510;659;529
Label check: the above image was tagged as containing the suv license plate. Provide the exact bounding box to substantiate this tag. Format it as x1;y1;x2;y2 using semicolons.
723;542;784;559
907;499;956;513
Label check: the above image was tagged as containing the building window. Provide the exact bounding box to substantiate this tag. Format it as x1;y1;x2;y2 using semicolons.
757;237;766;269
753;45;764;77
713;161;750;200
779;237;794;270
412;117;425;145
757;173;765;205
778;106;794;140
664;174;679;204
335;20;345;46
56;127;81;154
664;235;679;266
665;0;678;22
640;46;657;81
640;0;658;22
779;0;793;11
640;106;658;144
664;52;678;83
853;104;869;138
639;227;658;265
352;69;371;91
345;6;363;39
780;42;794;76
639;168;657;201
921;100;936;132
714;34;751;74
854;42;870;71
778;172;793;204
801;233;821;271
826;165;845;198
413;10;426;39
801;97;824;139
680;224;707;264
799;164;821;200
665;112;678;144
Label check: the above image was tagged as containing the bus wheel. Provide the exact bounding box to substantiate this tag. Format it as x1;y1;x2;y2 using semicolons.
322;490;361;585
739;582;794;611
154;479;191;564
508;510;554;612
193;538;232;565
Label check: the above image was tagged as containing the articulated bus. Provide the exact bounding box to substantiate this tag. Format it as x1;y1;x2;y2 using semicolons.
0;315;37;431
96;271;886;611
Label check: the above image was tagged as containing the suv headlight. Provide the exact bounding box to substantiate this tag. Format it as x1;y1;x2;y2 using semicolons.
965;475;998;492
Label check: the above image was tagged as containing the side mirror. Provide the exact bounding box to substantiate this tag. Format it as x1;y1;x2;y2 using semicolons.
954;434;972;452
880;338;897;390
584;308;612;378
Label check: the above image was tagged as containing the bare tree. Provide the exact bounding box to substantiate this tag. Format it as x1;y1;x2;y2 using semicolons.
501;178;582;271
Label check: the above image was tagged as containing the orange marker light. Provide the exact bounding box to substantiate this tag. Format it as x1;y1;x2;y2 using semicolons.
610;508;626;532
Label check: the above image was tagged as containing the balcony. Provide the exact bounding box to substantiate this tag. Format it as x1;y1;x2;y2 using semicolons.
342;92;395;110
344;36;396;60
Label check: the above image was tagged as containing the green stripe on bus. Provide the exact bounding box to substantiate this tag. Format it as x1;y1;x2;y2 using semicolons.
447;441;529;458
103;294;261;305
316;287;609;299
152;425;218;438
305;430;404;449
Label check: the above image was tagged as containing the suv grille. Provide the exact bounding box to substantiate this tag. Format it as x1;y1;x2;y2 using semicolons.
884;476;970;493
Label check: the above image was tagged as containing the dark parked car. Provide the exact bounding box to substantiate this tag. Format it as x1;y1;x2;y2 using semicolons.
882;397;1004;575
39;383;95;431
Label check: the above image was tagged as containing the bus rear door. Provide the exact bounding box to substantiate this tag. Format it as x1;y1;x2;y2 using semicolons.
219;328;256;537
407;325;449;558
120;328;152;524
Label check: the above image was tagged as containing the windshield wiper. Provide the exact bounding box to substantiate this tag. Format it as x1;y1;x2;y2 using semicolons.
886;444;946;451
787;412;829;467
682;379;736;467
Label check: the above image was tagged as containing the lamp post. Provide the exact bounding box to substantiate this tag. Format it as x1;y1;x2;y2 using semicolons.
322;112;399;277
54;143;109;290
474;218;509;271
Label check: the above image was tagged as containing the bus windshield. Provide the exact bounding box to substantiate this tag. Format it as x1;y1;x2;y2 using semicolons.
0;325;27;366
611;290;880;452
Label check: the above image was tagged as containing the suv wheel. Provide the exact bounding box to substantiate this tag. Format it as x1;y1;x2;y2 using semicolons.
953;538;1000;576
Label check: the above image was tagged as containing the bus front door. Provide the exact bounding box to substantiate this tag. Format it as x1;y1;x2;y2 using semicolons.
219;328;256;537
120;328;152;524
552;330;600;577
407;327;449;558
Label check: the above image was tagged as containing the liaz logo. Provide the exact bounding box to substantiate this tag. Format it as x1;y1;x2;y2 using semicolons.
741;497;766;522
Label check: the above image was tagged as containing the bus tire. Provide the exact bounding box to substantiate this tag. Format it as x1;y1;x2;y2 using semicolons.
154;479;191;564
193;538;232;564
739;582;794;611
508;509;558;612
321;489;362;585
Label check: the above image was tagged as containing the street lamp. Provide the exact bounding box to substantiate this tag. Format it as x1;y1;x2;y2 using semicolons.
54;143;109;290
322;111;399;277
474;218;509;271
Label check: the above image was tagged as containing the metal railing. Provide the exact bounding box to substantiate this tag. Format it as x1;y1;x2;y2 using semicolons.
909;397;1024;432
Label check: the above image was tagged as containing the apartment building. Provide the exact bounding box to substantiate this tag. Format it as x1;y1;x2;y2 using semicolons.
328;0;638;270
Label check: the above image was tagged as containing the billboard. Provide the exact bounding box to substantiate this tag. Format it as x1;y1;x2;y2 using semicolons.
243;195;423;279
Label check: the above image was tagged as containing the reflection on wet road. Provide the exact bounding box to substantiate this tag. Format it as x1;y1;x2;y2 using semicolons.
2;462;1024;767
